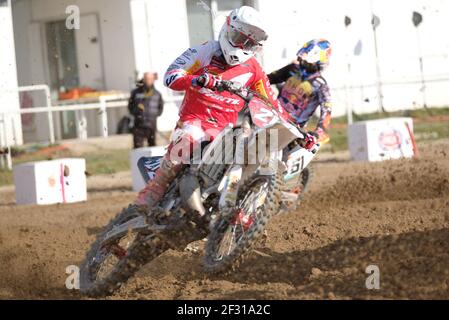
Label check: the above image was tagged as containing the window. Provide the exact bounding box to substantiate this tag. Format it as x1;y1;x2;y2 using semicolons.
45;20;80;93
45;20;79;139
0;0;10;7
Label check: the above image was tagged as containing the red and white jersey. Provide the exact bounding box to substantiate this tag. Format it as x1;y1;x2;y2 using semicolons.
164;41;280;132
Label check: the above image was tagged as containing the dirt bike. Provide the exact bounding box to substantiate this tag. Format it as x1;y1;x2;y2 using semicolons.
79;80;319;296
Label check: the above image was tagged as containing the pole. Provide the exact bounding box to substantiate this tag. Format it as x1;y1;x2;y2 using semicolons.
75;109;88;140
344;16;353;125
99;97;108;137
0;114;12;170
370;0;385;113
6;146;12;170
346;62;354;124
0;114;5;169
44;85;55;144
418;55;427;109
414;16;428;110
373;33;384;113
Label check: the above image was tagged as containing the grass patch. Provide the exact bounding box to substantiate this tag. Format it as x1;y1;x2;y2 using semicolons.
0;169;14;187
327;127;349;152
1;107;448;185
84;150;130;175
413;121;449;141
314;106;449;152
326;121;449;152
0;148;130;187
331;106;449;125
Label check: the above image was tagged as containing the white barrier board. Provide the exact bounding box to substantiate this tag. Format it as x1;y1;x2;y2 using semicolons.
13;158;87;205
348;117;415;162
129;146;166;192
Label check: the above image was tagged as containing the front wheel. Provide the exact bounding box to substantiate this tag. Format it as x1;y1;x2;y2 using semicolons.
203;168;283;274
79;205;168;297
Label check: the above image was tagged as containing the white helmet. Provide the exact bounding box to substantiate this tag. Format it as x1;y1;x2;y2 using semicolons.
218;6;268;66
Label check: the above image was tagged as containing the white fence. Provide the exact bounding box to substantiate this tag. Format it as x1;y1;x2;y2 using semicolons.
0;84;183;170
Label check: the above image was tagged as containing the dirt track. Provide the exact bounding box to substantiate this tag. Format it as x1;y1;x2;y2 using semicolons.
0;140;448;300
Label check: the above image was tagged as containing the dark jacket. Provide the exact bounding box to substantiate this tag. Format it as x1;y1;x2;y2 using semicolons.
128;84;164;128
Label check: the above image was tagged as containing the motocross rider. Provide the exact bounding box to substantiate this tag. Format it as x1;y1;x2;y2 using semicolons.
268;39;332;144
133;6;316;217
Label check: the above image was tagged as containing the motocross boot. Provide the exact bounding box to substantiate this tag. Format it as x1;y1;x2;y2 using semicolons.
135;157;182;208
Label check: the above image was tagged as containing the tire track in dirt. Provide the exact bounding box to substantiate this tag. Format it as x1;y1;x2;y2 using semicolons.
0;141;448;299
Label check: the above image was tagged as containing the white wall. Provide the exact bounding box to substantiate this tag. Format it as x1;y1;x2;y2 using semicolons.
258;0;449;116
130;0;191;132
13;0;136;92
132;0;449;123
13;0;189;136
0;1;23;146
11;0;138;143
8;0;449;145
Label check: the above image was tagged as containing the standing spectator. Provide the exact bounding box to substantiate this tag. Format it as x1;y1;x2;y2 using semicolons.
128;71;164;148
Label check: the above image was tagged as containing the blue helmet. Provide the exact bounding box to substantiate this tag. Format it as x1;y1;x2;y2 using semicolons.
297;39;332;77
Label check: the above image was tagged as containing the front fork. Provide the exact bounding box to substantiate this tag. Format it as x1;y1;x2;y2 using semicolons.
218;151;284;211
218;114;252;211
218;115;286;213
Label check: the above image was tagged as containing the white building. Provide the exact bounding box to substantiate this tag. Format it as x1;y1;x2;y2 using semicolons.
0;0;22;146
1;0;448;146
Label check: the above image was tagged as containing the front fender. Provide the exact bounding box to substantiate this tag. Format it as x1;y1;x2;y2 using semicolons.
257;157;286;176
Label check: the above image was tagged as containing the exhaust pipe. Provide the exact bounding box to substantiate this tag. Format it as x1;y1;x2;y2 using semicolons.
179;173;206;216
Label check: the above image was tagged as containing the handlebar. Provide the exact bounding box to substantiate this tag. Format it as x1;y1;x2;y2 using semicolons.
216;80;318;151
215;80;249;100
195;78;315;149
215;80;309;137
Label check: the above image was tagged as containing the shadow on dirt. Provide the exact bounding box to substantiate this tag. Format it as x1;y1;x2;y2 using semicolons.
181;228;449;299
0;202;16;207
87;186;133;194
0;245;81;300
3;227;447;299
314;157;350;164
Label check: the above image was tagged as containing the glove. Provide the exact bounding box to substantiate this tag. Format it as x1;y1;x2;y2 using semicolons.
192;73;221;89
313;127;330;144
302;132;317;151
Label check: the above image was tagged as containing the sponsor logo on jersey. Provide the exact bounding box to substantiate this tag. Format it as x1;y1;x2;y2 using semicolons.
165;73;180;87
254;79;268;99
181;48;197;60
198;88;240;105
187;60;202;74
175;58;187;65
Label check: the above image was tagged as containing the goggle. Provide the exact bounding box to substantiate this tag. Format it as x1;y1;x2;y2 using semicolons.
298;40;330;56
227;17;262;51
297;58;321;73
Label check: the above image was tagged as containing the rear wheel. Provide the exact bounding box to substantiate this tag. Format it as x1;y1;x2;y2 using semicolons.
296;165;314;201
283;165;314;211
204;169;283;274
